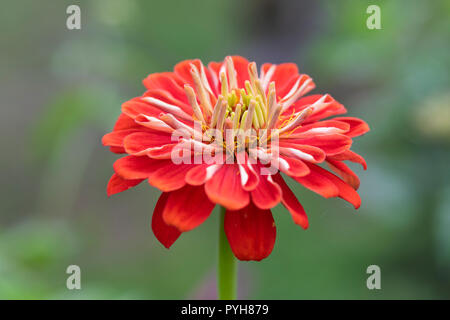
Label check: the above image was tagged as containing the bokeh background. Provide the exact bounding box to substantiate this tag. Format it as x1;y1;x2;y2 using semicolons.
1;0;449;299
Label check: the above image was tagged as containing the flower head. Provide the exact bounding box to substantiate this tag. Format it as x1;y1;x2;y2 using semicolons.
102;56;369;261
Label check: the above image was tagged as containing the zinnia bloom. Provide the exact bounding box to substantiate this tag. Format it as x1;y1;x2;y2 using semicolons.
102;56;369;261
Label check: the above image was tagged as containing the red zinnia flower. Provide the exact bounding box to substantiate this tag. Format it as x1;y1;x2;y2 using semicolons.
102;56;369;261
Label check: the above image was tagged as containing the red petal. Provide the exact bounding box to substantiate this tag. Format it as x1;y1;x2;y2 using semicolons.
106;173;144;197
113;156;164;180
327;159;360;190
284;120;350;138
162;185;215;232
110;146;126;154
278;155;311;177
272;174;308;229
271;64;301;98
174;59;218;96
205;164;250;210
306;164;361;209
328;150;367;170
123;132;174;156
278;143;327;163
113;113;141;131
122;97;162;119
134;114;174;134
185;164;221;186
208;61;222;75
285;134;352;156
102;129;140;148
237;154;260;191
147;143;179;159
230;56;250;89
333;117;370;138
151;192;181;248
260;63;273;75
208;61;222;93
147;162;194;192
251;174;282;209
294;166;339;199
142;72;188;105
142;89;192;116
174;59;200;87
224;202;276;261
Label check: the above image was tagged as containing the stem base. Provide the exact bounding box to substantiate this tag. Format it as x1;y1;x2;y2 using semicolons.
217;206;237;300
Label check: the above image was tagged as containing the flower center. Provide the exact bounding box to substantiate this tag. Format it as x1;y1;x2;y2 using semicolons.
183;57;313;155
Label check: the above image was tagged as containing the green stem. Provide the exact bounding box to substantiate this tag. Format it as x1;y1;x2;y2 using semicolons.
217;206;237;300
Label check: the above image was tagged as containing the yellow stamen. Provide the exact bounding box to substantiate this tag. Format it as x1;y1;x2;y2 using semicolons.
216;99;228;130
233;103;242;129
248;62;258;86
253;108;260;129
184;85;205;124
245;80;255;96
267;84;277;123
269;81;276;96
260;104;282;143
256;95;267;123
191;65;213;116
244;99;256;131
254;79;267;107
225;56;237;89
240;110;248;130
266;104;282;131
220;71;229;97
210;95;224;127
255;100;265;127
227;90;238;107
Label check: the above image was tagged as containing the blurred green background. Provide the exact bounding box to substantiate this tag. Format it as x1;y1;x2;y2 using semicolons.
1;0;449;299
